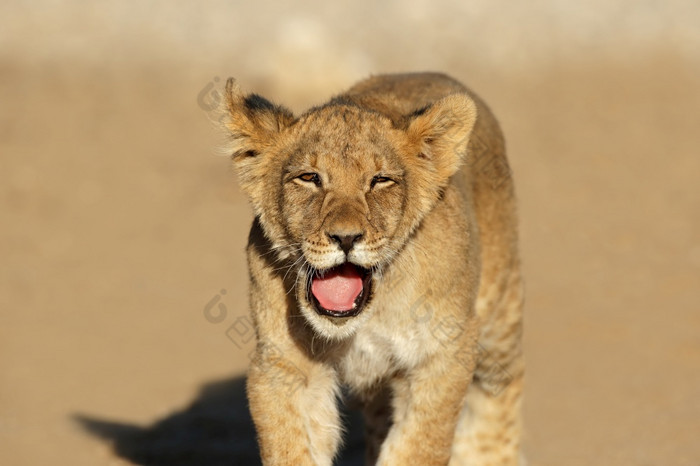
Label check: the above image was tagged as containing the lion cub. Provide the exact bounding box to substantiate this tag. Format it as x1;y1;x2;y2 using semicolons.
223;73;524;465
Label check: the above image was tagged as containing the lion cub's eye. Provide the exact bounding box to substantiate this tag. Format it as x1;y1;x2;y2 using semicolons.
297;172;322;187
370;175;395;189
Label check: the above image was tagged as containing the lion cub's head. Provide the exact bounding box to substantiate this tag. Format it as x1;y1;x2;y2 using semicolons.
224;79;476;339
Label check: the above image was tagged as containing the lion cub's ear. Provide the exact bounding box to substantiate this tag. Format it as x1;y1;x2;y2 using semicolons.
406;94;478;181
223;78;295;160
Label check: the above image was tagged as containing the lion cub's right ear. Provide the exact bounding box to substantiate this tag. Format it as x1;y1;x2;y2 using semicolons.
223;78;295;161
405;94;478;182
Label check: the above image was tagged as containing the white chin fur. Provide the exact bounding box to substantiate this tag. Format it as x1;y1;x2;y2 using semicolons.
299;301;372;340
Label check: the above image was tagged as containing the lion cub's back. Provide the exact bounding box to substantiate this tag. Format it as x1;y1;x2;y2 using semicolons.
342;72;467;118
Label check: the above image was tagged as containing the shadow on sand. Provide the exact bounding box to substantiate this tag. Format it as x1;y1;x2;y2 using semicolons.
75;376;365;465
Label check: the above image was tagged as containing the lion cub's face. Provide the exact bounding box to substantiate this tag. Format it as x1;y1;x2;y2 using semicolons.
224;80;476;339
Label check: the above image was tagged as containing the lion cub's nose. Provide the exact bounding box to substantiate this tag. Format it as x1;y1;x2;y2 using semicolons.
329;233;363;255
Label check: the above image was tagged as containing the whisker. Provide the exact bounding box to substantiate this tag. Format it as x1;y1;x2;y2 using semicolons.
258;242;303;260
289;253;307;275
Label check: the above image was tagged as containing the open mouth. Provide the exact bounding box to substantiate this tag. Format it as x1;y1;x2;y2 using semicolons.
308;263;373;318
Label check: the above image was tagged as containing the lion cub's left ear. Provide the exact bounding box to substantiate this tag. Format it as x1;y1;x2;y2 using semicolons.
223;78;295;160
406;94;478;181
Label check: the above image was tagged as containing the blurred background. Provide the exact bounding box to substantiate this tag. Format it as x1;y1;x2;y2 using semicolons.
1;1;698;465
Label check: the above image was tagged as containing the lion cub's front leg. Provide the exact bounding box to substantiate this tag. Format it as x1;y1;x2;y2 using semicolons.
247;343;341;466
375;333;478;466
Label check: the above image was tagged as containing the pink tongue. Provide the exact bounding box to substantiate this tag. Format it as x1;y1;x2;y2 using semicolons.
311;263;364;311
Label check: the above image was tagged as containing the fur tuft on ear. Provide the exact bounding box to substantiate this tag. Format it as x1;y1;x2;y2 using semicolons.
406;94;478;180
223;78;295;159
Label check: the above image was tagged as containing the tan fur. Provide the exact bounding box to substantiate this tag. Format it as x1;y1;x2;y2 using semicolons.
223;72;524;465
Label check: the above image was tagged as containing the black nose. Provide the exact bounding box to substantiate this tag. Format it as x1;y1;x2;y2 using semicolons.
329;233;363;255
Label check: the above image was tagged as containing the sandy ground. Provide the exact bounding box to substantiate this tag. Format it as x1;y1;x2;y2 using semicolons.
1;2;699;465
